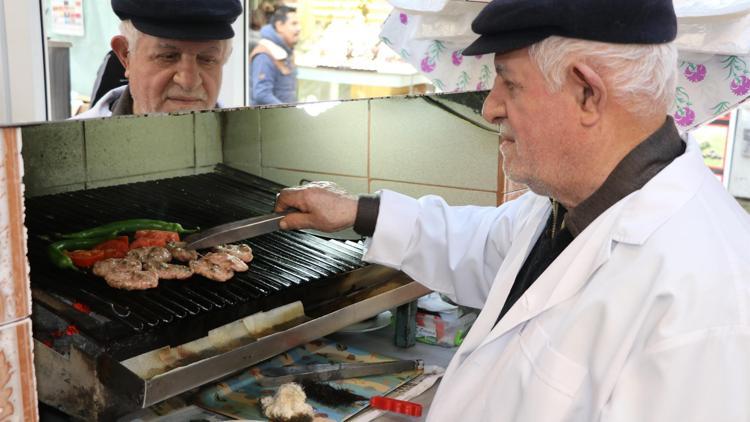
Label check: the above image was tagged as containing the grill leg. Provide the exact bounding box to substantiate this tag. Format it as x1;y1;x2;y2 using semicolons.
394;300;418;348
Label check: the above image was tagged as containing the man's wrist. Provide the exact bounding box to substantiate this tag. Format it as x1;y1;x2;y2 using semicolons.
353;194;380;237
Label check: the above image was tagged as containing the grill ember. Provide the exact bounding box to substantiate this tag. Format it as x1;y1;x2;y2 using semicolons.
25;166;370;360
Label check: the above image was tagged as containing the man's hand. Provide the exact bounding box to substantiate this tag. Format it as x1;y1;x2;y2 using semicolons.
275;181;358;232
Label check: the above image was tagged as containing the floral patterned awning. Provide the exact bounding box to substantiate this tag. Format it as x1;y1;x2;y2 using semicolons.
674;53;750;129
380;2;750;132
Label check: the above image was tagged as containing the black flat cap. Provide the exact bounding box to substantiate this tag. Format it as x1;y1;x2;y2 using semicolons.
463;0;677;56
112;0;242;40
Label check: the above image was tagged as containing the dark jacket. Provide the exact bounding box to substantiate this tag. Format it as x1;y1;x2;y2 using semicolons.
250;24;297;105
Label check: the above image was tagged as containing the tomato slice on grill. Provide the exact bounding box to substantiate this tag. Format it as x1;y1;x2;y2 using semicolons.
66;249;106;268
93;236;129;258
134;230;180;243
129;237;167;249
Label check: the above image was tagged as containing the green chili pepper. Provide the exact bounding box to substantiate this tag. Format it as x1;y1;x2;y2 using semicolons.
58;219;199;239
48;236;116;272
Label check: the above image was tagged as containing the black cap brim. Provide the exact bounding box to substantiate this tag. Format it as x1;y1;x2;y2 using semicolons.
131;17;235;41
463;28;553;56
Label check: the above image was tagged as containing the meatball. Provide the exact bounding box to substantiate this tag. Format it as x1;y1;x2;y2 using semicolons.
104;269;159;290
143;261;194;280
167;241;199;262
213;244;253;263
92;258;141;277
189;259;234;282
203;252;249;272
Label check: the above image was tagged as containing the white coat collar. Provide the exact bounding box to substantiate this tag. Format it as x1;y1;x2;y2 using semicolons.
71;85;125;120
611;135;707;245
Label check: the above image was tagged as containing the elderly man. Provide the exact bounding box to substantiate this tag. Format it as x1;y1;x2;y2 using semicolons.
249;5;300;105
76;0;241;118
275;0;750;420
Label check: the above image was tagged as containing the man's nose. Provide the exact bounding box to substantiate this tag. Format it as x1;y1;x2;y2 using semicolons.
173;58;202;91
481;88;507;125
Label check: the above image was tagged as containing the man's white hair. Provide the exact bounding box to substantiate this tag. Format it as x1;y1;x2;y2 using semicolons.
118;19;233;63
119;20;141;53
528;36;678;117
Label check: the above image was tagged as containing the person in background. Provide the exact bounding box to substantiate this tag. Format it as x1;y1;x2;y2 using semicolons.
248;0;279;56
274;0;750;420
249;5;300;105
247;0;281;104
75;0;241;119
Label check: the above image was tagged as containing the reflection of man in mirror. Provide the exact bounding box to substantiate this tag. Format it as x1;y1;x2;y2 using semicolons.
249;6;301;105
76;0;242;119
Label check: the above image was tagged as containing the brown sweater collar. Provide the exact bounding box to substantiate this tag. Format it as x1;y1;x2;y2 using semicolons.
564;116;685;237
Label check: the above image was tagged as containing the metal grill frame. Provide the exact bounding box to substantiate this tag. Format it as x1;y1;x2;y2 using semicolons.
26;165;378;359
28;165;429;420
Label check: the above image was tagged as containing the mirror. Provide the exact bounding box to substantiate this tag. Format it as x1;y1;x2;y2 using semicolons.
33;0;439;120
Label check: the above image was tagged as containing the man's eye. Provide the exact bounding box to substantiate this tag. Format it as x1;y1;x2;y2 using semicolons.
198;56;219;65
504;81;516;91
157;53;179;62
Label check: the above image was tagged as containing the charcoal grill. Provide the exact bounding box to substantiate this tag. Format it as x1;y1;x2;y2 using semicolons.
26;165;428;420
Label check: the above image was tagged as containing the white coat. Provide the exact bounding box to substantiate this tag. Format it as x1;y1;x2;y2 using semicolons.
72;85;126;119
364;137;750;421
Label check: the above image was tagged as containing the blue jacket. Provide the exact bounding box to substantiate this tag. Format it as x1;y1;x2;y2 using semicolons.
250;25;297;105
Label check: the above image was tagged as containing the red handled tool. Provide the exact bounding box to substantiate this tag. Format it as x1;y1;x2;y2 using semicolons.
369;396;423;417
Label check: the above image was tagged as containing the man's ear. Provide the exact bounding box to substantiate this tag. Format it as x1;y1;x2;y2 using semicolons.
569;63;606;127
110;36;131;78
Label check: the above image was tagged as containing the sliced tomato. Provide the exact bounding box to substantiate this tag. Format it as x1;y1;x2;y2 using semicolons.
93;236;129;258
129;237;167;249
98;248;126;259
66;249;106;268
135;230;180;243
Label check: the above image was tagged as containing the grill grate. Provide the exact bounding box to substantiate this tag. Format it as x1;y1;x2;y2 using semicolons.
26;165;370;359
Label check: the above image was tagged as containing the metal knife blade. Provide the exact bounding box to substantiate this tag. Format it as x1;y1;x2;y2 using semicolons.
258;359;424;387
182;210;293;250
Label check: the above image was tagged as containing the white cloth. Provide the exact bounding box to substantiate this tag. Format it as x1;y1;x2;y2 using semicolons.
72;85;126;119
363;136;750;422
